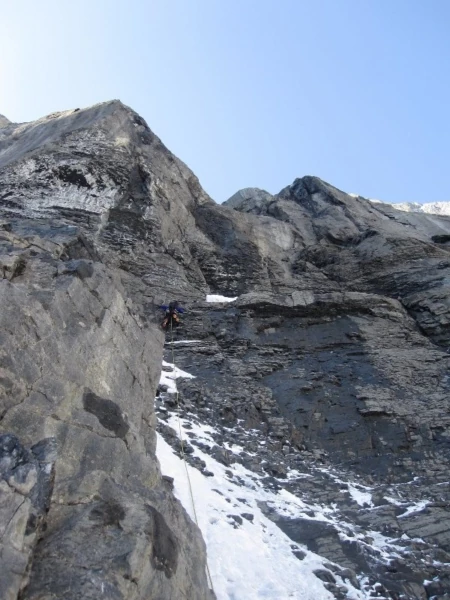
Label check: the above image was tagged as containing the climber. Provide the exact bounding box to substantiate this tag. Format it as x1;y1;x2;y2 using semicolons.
160;301;185;330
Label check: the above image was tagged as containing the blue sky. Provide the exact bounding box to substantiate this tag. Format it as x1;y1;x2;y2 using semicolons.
1;0;449;203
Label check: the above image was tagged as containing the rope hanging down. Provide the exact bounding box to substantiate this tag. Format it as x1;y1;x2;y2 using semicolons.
169;321;215;594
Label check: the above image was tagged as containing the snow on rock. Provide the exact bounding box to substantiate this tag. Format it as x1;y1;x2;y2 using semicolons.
155;362;382;600
346;484;373;508
318;468;374;508
165;340;203;345
393;201;450;216
157;433;343;600
206;295;238;303
159;360;195;393
155;352;450;600
366;198;450;216
397;500;430;519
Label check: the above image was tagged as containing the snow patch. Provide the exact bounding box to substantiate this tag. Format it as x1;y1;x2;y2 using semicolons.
165;339;203;345
206;295;238;303
155;348;433;599
159;360;195;393
397;500;429;518
393;201;450;216
156;431;357;599
347;484;374;508
368;198;450;215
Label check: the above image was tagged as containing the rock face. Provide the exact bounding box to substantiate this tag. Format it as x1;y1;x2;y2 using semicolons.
225;187;274;213
0;114;11;128
1;101;450;599
0;103;213;600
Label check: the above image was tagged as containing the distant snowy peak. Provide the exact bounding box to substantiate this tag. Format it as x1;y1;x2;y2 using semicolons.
391;201;450;216
352;194;450;216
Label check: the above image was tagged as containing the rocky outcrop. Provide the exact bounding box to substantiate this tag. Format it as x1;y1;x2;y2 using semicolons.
0;218;212;599
225;177;450;345
0;114;11;129
225;187;274;213
0;102;215;599
1;100;450;599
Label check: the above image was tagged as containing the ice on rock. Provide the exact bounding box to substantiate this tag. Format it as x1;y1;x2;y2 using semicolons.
206;295;238;303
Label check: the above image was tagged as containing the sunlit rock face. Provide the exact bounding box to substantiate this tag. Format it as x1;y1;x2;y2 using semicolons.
0;114;11;128
0;102;214;600
1;101;450;599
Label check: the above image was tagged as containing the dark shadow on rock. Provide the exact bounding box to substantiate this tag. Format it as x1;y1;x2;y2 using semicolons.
83;389;129;439
146;505;179;578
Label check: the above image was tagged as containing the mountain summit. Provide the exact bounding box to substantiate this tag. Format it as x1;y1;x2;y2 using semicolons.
0;114;11;128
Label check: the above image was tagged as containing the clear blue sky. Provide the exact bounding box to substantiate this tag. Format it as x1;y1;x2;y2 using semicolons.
2;1;449;203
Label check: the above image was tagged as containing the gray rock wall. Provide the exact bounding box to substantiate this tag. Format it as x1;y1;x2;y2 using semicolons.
0;217;213;598
2;100;450;599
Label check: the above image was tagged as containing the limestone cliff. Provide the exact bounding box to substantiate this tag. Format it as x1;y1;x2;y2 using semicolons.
0;102;213;600
1;101;450;599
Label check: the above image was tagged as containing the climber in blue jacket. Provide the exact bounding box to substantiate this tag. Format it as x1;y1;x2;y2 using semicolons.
160;301;185;329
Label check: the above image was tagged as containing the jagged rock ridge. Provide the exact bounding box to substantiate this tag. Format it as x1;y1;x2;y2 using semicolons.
1;101;450;599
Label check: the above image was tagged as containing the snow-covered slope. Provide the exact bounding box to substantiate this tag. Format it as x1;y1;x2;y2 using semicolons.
392;201;450;216
361;196;450;216
155;350;443;600
350;192;450;216
156;361;365;599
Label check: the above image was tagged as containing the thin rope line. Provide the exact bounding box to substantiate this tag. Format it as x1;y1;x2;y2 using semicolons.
169;318;215;594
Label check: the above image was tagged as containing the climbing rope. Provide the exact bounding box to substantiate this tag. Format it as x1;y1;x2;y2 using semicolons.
168;319;215;594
